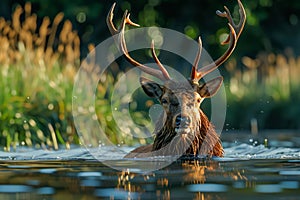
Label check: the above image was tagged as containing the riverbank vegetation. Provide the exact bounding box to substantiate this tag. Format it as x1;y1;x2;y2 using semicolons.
1;1;299;151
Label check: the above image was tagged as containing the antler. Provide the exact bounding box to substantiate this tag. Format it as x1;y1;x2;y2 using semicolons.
190;0;246;83
107;3;171;81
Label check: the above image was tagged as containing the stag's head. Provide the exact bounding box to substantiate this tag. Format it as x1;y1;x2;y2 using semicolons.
107;1;246;157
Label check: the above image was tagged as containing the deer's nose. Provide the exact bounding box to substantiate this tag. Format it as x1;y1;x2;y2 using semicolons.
175;115;191;128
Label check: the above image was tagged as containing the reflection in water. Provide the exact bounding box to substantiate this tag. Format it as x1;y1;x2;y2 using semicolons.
117;169;143;193
0;135;299;199
0;158;299;199
182;161;208;184
115;159;250;199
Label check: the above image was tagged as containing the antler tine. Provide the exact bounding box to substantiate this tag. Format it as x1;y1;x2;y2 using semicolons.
151;40;171;80
191;0;245;82
106;3;118;35
217;0;246;44
190;37;202;82
107;3;171;81
195;24;237;80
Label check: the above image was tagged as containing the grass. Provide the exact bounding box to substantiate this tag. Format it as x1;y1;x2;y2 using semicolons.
0;3;150;151
1;3;299;151
0;3;80;151
224;50;300;130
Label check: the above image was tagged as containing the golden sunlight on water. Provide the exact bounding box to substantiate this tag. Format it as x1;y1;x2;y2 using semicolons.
0;141;299;200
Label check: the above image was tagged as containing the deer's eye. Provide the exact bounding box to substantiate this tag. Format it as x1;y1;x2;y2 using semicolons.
161;98;168;104
197;98;201;103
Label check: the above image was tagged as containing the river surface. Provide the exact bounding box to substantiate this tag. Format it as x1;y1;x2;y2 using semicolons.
0;132;300;200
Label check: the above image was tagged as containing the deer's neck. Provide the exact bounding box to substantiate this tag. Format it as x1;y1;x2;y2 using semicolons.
152;110;223;157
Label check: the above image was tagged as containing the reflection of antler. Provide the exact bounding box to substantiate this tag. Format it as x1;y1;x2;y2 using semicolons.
106;3;171;81
190;0;246;83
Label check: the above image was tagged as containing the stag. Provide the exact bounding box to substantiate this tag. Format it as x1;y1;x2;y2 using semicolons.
107;0;246;158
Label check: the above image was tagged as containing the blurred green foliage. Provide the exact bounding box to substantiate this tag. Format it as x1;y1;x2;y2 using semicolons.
1;0;300;57
0;0;300;150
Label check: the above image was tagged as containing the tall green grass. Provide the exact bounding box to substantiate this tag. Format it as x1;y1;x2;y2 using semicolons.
225;50;300;130
0;3;149;151
1;3;299;151
0;3;81;151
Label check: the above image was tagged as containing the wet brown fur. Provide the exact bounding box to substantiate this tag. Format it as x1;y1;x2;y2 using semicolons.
125;81;224;158
125;111;223;158
107;1;246;159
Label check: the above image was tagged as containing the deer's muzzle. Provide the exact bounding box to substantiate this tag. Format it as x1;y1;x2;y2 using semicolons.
174;114;192;135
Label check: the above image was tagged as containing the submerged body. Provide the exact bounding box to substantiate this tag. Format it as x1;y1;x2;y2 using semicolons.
125;110;223;158
125;80;224;158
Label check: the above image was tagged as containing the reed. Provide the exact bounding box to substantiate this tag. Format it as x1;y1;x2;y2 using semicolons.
0;2;80;151
227;51;300;101
1;3;299;151
225;50;300;129
0;3;149;151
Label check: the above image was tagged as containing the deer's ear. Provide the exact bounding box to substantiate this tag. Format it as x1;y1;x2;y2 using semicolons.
140;77;163;99
197;76;223;98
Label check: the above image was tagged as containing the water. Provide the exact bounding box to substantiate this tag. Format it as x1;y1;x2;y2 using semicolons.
0;132;300;200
